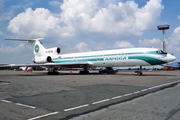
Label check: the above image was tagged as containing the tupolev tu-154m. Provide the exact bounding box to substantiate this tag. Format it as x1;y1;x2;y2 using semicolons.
0;38;176;75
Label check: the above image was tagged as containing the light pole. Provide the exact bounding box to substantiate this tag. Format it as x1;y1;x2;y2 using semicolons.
157;24;170;52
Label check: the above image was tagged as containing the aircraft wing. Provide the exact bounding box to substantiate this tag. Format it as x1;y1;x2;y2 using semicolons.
0;62;93;69
39;62;93;68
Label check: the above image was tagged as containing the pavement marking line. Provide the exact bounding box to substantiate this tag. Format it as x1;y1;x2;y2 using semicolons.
64;104;89;111
16;103;36;109
0;99;12;103
148;87;155;90
0;83;10;86
123;93;133;97
141;89;148;92
133;91;141;94
92;99;110;105
148;80;180;90
28;112;59;120
111;95;123;100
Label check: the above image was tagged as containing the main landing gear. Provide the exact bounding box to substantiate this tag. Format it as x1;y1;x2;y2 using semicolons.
48;68;59;75
79;67;89;74
133;66;143;76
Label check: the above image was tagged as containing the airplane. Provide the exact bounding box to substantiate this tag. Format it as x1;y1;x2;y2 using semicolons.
0;38;176;75
163;62;180;70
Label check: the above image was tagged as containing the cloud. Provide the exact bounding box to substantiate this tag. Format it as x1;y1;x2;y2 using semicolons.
7;8;73;38
8;0;163;39
169;15;180;49
173;26;180;34
0;43;34;64
178;15;180;20
7;8;57;37
169;26;180;51
0;43;25;53
113;41;134;48
138;38;162;48
169;26;180;45
75;42;90;52
168;26;180;59
60;0;163;36
49;1;62;8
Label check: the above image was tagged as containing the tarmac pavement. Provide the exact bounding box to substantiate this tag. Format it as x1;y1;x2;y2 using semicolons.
0;70;179;120
71;84;180;120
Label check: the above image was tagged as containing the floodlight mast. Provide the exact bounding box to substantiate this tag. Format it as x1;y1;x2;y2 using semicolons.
157;24;170;52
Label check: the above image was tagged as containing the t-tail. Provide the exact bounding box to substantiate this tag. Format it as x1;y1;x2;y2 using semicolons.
4;38;61;64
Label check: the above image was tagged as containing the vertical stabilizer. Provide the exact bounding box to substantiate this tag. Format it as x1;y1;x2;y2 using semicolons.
33;38;46;57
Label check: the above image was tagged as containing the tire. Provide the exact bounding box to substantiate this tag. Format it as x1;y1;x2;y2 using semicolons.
137;72;142;76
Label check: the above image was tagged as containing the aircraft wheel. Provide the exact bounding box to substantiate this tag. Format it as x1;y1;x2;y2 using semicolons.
79;71;89;74
48;72;59;75
137;72;142;76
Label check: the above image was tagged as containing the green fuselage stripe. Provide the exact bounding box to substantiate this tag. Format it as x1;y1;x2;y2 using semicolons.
52;51;167;65
128;56;166;65
54;58;104;63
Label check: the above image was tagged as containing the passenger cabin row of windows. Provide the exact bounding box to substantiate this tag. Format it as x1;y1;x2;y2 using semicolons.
57;53;135;60
58;52;144;60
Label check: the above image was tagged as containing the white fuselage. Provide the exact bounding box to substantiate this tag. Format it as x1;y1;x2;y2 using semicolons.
48;48;176;68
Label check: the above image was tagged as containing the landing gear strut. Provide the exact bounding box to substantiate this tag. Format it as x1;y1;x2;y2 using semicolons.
48;68;59;75
133;66;143;76
79;67;89;74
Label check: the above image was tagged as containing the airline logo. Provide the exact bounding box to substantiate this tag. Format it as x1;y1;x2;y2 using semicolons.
35;45;39;53
105;56;128;61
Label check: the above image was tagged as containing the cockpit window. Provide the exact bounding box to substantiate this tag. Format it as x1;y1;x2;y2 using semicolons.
156;50;167;54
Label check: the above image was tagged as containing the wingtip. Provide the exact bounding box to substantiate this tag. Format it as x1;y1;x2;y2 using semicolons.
4;38;7;40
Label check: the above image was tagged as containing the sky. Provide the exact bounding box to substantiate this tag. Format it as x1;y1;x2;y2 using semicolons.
0;0;180;64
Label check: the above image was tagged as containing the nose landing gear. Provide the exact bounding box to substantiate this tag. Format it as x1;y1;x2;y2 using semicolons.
133;66;143;76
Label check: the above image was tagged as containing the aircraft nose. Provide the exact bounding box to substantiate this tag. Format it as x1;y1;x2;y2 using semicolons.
167;54;176;62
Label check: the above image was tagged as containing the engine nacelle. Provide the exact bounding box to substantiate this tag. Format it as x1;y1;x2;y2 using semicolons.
45;47;60;54
33;56;52;64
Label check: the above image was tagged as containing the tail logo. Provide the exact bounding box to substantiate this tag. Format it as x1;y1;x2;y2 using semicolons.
35;45;39;53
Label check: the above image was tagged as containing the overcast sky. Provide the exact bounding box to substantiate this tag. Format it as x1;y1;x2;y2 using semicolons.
0;0;180;64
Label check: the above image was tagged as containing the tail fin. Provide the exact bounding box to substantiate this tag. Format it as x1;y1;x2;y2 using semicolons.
4;38;46;57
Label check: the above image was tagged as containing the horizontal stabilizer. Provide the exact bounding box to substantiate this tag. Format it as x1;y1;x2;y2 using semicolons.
4;38;44;42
